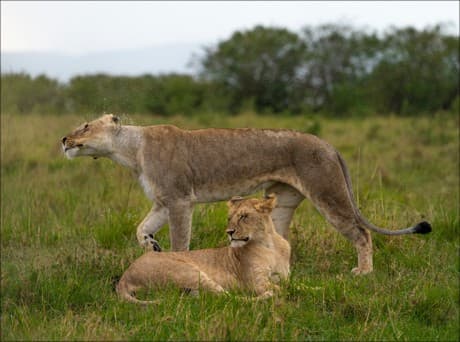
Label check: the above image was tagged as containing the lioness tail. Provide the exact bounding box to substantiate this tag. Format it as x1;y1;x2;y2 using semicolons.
336;151;432;236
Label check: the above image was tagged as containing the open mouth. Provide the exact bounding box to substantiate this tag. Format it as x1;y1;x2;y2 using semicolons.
62;143;83;154
62;144;83;152
64;144;83;152
63;144;84;159
231;237;249;242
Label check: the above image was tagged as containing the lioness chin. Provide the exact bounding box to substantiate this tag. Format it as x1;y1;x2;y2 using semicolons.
116;195;290;304
62;114;431;274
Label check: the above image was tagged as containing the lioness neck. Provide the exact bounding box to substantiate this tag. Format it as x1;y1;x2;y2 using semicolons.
109;125;143;172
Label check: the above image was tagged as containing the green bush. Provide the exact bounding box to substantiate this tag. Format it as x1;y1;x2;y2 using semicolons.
1;24;458;117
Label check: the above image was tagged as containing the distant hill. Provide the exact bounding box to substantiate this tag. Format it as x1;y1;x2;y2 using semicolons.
1;43;203;82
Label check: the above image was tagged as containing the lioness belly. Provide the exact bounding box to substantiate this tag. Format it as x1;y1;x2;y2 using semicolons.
192;180;275;203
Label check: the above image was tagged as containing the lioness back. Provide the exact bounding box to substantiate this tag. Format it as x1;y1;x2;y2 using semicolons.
142;126;332;201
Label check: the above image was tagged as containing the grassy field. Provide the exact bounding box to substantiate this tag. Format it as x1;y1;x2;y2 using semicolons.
1;112;458;341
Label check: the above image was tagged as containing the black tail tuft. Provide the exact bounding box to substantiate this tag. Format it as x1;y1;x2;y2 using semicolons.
413;221;432;234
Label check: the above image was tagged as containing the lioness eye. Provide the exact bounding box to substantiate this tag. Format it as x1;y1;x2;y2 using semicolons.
84;124;89;129
238;214;248;222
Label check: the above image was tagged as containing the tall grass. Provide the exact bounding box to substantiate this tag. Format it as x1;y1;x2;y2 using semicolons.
1;112;458;341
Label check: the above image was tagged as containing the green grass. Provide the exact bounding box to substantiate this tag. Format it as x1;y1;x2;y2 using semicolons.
1;112;458;341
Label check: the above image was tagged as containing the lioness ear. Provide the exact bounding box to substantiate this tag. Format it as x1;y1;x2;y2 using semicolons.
254;194;277;213
227;196;244;208
111;115;120;124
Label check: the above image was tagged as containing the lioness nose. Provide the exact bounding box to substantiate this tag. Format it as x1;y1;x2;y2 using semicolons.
61;137;67;144
226;229;235;236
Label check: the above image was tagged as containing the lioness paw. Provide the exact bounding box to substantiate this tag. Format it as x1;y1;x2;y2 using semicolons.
351;267;372;275
143;234;162;252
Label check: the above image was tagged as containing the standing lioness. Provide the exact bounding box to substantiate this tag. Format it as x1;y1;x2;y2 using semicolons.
62;114;431;274
116;195;290;304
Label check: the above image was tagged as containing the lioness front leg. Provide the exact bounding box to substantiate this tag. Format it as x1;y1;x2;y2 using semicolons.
167;201;194;251
136;204;169;251
252;268;279;300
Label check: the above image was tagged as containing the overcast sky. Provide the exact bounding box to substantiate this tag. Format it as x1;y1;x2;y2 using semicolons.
2;1;459;55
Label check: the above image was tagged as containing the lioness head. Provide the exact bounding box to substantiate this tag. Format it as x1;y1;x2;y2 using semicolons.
226;195;277;248
61;114;120;159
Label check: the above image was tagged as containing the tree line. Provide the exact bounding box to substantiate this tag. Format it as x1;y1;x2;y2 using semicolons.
2;23;458;117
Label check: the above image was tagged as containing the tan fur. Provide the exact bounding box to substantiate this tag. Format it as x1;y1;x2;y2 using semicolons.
116;196;290;304
62;114;428;274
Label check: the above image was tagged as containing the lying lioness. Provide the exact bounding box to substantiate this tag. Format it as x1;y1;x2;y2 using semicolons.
116;195;290;304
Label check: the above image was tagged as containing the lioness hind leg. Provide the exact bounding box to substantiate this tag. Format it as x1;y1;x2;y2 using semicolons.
295;158;373;274
351;229;373;275
318;208;373;274
169;264;227;295
195;271;227;294
266;183;304;240
314;204;373;274
337;222;373;275
307;188;373;274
